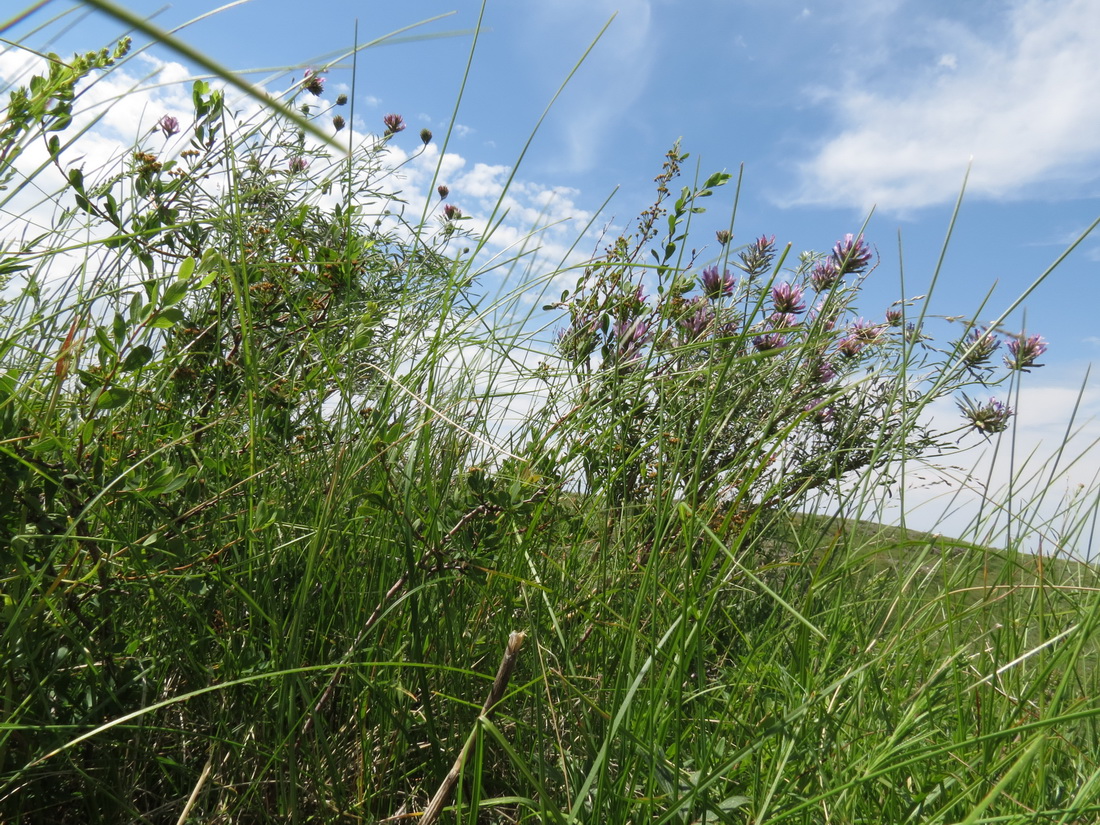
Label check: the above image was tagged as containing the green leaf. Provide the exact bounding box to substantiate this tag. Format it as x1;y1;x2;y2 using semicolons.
121;345;154;372
95;387;132;410
161;279;189;307
112;311;127;345
149;307;185;329
67;167;84;192
177;256;196;282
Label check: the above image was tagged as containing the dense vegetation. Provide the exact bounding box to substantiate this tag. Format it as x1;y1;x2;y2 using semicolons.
2;11;1099;823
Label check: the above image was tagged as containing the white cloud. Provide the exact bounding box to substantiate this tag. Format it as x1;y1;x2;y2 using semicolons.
788;0;1100;213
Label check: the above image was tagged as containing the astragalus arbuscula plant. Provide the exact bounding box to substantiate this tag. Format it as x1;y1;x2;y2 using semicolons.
549;143;1044;524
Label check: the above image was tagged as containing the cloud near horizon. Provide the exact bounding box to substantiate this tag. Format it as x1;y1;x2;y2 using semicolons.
787;0;1100;214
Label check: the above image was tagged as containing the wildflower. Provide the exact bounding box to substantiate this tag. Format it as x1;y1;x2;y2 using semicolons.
715;229;732;246
288;157;309;173
437;184;450;200
158;114;179;137
837;335;864;358
332;114;346;132
754;332;788;352
771;282;806;315
962;327;999;367
336;93;348;106
383;113;406;135
831;234;873;276
1004;333;1047;371
613;318;651;363
442;204;462;221
958;395;1013;434
678;297;713;341
420;128;432;144
810;259;840;292
885;308;904;327
812;359;837;383
768;312;799;331
700;265;735;299
302;68;325;96
850;317;884;343
737;234;777;278
804;399;834;424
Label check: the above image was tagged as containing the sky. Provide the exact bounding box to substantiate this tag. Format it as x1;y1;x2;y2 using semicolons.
4;0;1100;552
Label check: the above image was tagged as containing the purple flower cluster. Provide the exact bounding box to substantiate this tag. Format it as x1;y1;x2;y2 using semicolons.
288;157;309;173
383;113;406;136
679;297;714;341
614;318;651;363
771;282;806;315
737;235;776;278
158;114;179;137
700;265;735;299
302;68;325;96
1005;333;1047;371
832;234;873;276
962;327;1000;367
958;396;1014;434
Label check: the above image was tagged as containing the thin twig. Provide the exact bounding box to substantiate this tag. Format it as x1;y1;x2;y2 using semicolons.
418;630;527;825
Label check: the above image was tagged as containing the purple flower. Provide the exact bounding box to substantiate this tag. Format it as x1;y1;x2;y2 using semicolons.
837;335;864;358
302;68;325;96
771;282;806;315
700;265;735;299
885;308;904;327
442;204;462;221
383;113;406;135
678;297;713;341
831;234;873;276
804;399;834;424
768;312;799;330
962;327;1000;367
332;114;346;132
1004;333;1047;371
715;229;732;246
958;395;1013;435
850;317;884;343
437;184;450;200
614;318;651;363
812;359;837;383
738;234;776;278
753;332;788;352
288;157;309;173
158;114;179;137
810;260;841;292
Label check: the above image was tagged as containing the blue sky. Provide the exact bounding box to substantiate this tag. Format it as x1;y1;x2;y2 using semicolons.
5;0;1100;545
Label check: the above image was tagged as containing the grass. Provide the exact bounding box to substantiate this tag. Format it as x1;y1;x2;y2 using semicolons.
2;3;1100;822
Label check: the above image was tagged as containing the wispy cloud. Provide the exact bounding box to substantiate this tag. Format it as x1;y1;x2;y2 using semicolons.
787;0;1100;214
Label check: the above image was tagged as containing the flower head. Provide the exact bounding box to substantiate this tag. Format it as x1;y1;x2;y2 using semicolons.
737;234;776;278
288;157;309;173
715;229;732;246
442;203;462;221
771;282;806;315
336;93;348;106
1004;333;1047;371
700;265;735;299
831;234;873;276
959;395;1013;435
962;327;1000;367
678;297;713;341
302;68;325;96
158;114;179;137
613;318;651;363
383;113;406;135
812;359;837;383
332;114;346;132
885;308;904;327
420;127;433;144
753;332;788;352
810;259;841;292
437;184;450;200
768;312;799;331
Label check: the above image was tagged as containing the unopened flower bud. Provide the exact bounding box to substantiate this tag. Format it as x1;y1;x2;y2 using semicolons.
332;114;346;132
420;128;432;145
437;184;450;200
